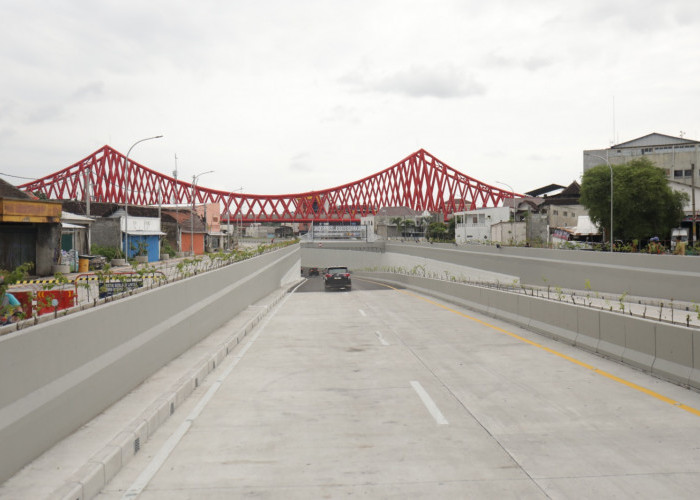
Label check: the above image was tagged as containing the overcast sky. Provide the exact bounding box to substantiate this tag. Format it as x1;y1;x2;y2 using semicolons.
1;0;699;198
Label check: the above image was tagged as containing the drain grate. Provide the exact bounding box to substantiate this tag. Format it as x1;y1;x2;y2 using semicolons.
134;437;140;454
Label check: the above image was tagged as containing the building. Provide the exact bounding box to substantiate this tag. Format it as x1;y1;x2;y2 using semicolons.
583;132;700;187
0;178;62;275
537;182;585;230
62;201;164;262
361;207;436;239
60;211;94;271
454;207;510;244
162;208;206;256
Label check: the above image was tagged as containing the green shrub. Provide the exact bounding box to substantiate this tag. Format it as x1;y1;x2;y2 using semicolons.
90;244;124;260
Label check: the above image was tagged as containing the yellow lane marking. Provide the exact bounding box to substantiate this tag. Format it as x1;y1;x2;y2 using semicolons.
358;277;700;418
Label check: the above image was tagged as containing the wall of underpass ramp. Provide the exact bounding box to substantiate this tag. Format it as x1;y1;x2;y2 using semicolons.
302;241;700;303
356;271;700;391
0;245;300;484
301;242;514;282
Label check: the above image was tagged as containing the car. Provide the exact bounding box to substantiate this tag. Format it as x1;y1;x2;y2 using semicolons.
324;266;351;291
308;267;320;276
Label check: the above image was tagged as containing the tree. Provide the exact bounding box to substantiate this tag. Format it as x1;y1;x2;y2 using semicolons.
580;157;687;242
447;217;456;240
390;217;415;237
426;221;448;240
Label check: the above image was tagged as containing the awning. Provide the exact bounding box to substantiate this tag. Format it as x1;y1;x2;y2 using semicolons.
61;222;86;230
124;230;167;236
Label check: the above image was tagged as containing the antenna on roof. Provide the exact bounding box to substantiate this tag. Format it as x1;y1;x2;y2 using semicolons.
612;96;616;146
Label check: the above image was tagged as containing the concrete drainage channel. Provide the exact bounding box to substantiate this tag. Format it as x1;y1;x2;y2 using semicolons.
53;280;302;500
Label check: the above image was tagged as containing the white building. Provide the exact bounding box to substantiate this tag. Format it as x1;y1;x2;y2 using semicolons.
454;207;510;244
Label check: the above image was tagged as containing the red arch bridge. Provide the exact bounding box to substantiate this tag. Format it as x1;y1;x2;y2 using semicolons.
19;146;515;223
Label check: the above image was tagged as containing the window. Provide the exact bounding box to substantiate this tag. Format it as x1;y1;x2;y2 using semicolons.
685;170;692;177
571;212;576;218
674;170;684;178
563;211;568;217
553;210;559;215
472;216;478;223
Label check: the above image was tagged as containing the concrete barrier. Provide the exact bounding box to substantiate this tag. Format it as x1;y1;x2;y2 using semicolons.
0;245;300;484
597;312;627;361
575;308;600;353
652;323;693;386
306;241;700;303
621;317;656;371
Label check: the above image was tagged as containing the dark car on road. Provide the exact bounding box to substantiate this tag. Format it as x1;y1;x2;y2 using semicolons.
308;267;320;276
324;266;351;291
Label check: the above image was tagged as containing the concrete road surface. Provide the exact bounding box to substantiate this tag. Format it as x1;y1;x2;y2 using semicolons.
80;276;700;499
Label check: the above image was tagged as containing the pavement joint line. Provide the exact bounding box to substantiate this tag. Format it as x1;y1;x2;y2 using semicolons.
121;286;294;499
361;277;700;419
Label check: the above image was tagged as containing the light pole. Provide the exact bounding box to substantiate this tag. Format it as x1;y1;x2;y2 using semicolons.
585;152;614;252
191;170;214;256
496;181;515;244
123;135;163;258
173;154;180;253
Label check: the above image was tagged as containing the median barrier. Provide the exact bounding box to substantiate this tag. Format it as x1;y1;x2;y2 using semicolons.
621;318;656;371
597;312;627;361
652;323;693;386
575;308;600;353
481;287;523;328
526;298;579;345
0;245;299;484
689;331;700;389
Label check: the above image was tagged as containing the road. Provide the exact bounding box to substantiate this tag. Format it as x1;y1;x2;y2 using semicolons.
84;275;700;499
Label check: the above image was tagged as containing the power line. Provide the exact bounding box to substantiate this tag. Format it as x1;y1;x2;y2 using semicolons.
0;172;37;180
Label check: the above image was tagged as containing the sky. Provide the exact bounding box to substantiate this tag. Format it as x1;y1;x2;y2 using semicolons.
1;0;700;198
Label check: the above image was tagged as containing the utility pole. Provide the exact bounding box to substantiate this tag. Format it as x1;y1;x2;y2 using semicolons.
173;154;180;253
692;162;697;246
84;167;91;251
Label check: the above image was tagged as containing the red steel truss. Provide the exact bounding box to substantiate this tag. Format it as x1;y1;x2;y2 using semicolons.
19;145;515;223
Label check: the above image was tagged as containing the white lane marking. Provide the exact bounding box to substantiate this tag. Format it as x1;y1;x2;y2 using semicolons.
410;381;449;425
359;309;367;317
122;293;292;499
375;330;389;346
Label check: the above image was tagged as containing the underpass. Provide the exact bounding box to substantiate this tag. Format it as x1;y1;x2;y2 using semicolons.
6;275;698;498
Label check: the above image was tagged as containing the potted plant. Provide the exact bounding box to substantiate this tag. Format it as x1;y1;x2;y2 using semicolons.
131;241;149;264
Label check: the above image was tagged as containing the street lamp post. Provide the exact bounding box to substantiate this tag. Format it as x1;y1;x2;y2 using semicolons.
191;170;214;256
585;152;614;252
123;135;163;258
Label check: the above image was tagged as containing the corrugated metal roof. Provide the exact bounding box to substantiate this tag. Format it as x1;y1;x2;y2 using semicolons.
611;132;699;149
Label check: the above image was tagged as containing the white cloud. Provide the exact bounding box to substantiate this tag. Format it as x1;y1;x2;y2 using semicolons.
347;64;486;99
0;0;699;197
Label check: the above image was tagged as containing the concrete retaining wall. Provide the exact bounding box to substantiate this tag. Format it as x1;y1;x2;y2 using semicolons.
0;245;300;484
357;271;700;391
302;241;700;303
